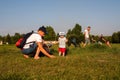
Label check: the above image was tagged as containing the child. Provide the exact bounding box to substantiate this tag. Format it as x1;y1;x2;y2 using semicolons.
58;32;68;56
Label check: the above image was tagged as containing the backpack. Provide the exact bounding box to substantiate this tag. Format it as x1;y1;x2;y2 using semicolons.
15;31;34;49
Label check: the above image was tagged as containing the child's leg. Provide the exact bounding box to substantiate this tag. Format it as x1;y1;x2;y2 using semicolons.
59;48;62;56
59;51;62;56
62;48;66;56
62;52;65;56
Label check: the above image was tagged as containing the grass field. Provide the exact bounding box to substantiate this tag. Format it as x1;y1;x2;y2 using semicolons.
0;44;120;80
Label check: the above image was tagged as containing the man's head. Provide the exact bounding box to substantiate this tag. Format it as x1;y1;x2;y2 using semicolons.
100;34;103;37
38;26;47;36
87;26;91;31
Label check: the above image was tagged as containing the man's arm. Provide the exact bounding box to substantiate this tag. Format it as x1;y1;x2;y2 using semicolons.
37;42;55;58
102;37;106;42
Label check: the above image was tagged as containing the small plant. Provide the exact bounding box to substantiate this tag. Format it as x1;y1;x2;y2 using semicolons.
89;43;107;49
108;47;120;54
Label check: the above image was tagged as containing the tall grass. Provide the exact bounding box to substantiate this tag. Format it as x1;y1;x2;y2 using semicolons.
0;44;120;80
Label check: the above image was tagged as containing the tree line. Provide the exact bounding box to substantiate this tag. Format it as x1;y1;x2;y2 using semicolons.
0;24;120;44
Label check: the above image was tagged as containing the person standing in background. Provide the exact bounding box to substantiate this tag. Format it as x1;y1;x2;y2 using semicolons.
83;26;91;47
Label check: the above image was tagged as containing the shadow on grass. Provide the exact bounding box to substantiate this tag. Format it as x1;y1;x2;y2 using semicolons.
0;73;30;80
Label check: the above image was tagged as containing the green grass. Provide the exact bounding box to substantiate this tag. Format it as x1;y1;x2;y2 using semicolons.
0;44;120;80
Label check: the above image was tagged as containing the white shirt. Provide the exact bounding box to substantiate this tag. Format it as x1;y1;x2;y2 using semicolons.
23;33;42;49
58;37;67;48
84;29;90;38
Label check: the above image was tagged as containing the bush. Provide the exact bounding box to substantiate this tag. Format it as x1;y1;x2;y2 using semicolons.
87;43;107;52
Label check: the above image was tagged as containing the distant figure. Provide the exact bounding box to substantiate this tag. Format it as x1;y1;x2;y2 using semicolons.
71;37;77;47
83;26;91;47
21;26;56;59
91;35;97;43
58;32;68;56
0;41;3;45
98;34;112;48
67;36;80;47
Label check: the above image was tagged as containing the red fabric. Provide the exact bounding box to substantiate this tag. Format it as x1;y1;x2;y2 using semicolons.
59;48;66;53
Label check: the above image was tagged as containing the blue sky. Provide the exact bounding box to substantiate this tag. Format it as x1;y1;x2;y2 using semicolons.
0;0;120;36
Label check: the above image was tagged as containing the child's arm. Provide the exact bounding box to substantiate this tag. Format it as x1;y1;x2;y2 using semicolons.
66;38;68;43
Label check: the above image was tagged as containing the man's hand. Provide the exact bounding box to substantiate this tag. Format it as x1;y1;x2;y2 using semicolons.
49;55;56;58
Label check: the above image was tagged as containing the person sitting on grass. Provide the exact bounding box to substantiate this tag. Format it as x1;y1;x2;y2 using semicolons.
98;34;112;48
91;35;97;43
22;26;56;59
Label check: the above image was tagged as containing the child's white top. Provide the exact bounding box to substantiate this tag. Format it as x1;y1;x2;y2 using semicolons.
58;37;67;48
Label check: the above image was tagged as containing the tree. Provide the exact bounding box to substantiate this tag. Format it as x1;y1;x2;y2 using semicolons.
106;36;112;43
112;32;119;43
71;24;82;35
72;24;84;42
44;26;56;41
66;24;84;47
4;34;11;44
0;35;2;41
66;29;72;38
12;33;22;44
117;31;120;43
